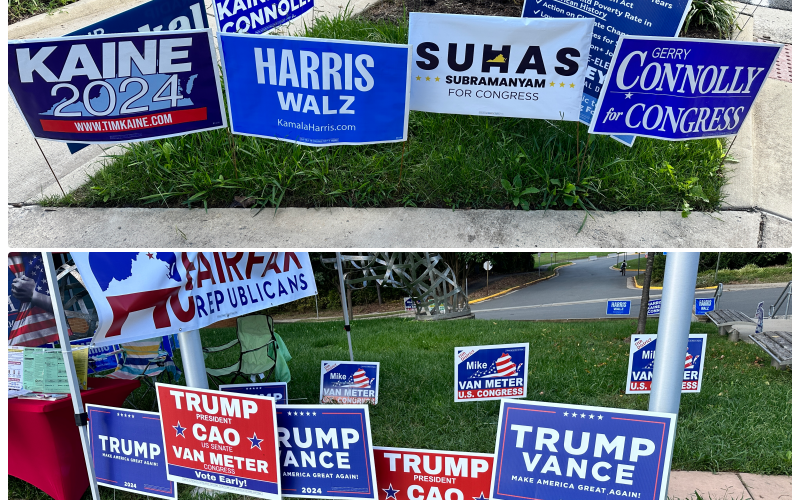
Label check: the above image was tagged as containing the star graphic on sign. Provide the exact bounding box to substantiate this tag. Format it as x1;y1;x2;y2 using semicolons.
572;412;577;417
589;414;595;419
435;77;440;82
147;252;154;259
559;82;565;88
569;83;575;88
597;415;603;420
249;433;264;450
563;411;569;416
307;411;312;416
383;484;399;500
173;421;186;437
625;92;633;99
416;76;421;81
549;81;555;87
313;412;317;416
474;493;488;500
425;76;430;81
581;413;586;418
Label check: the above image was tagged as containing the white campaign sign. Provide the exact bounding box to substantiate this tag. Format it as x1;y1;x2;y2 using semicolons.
409;13;592;121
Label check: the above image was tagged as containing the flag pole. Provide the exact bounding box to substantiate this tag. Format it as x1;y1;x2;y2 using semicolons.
336;252;355;362
43;252;101;500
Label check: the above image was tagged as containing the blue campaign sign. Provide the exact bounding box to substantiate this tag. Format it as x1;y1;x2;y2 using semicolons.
490;399;676;500
606;300;631;315
276;404;378;500
589;37;782;140
522;0;691;144
214;0;313;34
647;299;661;316
455;343;529;402
8;30;227;144
695;297;715;315
319;361;380;405
87;404;177;499
41;338;120;373
219;33;411;146
220;382;288;403
626;334;707;393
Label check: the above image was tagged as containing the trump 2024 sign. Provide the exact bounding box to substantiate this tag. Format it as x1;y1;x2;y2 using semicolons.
490;400;676;500
373;447;494;500
454;343;529;402
219;33;411;146
320;361;380;405
155;384;281;498
626;334;708;394
276;404;379;500
589;36;782;140
8;30;226;144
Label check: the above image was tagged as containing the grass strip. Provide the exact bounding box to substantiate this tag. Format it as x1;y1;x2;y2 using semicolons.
9;0;78;24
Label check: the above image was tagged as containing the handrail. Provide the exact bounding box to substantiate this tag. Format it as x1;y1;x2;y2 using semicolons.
769;282;792;319
713;283;723;308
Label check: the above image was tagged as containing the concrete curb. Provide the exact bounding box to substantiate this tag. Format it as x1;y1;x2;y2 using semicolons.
468;263;573;305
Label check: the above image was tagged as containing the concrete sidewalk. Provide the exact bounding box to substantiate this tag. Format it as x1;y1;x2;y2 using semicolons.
667;471;791;500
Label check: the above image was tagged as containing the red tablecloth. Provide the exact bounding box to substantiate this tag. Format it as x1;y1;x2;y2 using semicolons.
9;378;141;500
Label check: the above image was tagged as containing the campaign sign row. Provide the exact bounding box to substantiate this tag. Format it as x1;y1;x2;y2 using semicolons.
606;297;715;315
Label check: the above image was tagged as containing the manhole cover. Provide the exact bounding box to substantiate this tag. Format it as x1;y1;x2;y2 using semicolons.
759;39;792;83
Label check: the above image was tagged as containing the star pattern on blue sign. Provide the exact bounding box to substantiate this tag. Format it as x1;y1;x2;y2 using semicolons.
383;484;399;500
173;421;186;437
248;433;264;450
473;493;488;500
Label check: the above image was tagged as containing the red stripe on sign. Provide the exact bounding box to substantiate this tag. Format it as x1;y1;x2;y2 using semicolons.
39;107;208;133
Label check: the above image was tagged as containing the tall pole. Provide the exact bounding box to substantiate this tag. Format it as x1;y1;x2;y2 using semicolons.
177;330;208;388
43;253;101;500
714;252;721;284
336;253;355;362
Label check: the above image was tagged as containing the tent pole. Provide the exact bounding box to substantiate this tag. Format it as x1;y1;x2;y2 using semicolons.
43;252;101;500
336;252;354;362
178;330;208;389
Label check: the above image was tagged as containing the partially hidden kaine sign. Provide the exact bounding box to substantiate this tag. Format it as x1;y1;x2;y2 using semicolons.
490;400;676;500
8;30;226;144
626;334;707;394
276;404;378;500
155;384;281;498
454;343;529;402
589;37;782;140
606;300;631;315
87;404;177;499
320;361;380;405
695;297;715;315
214;0;312;34
373;447;494;500
647;299;661;316
219;33;411;146
220;382;288;403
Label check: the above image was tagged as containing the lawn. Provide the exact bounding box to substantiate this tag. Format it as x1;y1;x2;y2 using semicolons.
9;317;790;500
8;0;77;23
43;13;727;213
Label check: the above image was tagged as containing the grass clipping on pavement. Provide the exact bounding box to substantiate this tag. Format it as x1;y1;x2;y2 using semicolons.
44;13;727;213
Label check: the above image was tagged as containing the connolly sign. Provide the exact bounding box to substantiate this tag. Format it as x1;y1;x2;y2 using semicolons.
213;0;313;34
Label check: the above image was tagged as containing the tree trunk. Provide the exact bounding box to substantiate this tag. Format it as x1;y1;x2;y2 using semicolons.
636;253;656;334
346;288;354;322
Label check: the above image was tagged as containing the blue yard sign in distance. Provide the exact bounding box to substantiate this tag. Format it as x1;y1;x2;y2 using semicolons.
606;300;631;315
220;382;288;403
695;297;716;315
647;299;661;316
454;343;529;402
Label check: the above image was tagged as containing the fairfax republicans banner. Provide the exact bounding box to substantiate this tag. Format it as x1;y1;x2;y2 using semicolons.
320;361;380;405
8;30;226;144
220;33;411;146
409;13;592;121
221;382;288;403
589;37;782;140
490;400;676;500
155;384;281;498
454;343;529;402
72;252;317;346
87;404;177;499
276;404;379;500
626;334;707;394
214;0;313;34
373;447;494;500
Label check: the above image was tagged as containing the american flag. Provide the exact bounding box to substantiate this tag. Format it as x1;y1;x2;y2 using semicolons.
470;352;522;379
8;253;61;346
351;368;370;388
685;349;696;369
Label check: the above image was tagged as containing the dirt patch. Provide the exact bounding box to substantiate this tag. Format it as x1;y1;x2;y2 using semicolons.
361;0;523;22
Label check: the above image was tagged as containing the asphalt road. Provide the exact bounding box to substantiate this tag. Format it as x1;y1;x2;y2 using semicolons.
471;257;791;320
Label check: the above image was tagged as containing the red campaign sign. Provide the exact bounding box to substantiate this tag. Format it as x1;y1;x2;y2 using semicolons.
155;383;281;499
40;108;208;133
373;447;493;500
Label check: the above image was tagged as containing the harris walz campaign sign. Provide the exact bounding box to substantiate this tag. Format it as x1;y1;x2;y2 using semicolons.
8;30;226;144
214;0;312;35
626;334;707;394
454;343;529;402
320;361;380;405
155;384;281;498
589;37;782;140
87;404;177;499
373;447;493;500
219;33;411;146
276;404;379;500
409;13;592;121
490;400;676;500
72;252;316;347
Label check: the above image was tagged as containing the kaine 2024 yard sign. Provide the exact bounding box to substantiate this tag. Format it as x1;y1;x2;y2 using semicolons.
373;447;494;500
320;361;380;405
155;384;281;498
626;334;708;394
8;30;226;144
490;400;676;500
454;343;529;402
276;404;379;500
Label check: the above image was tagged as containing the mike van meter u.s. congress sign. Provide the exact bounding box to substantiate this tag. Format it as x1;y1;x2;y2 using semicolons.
219;33;411;146
409;13;592;121
155;384;281;498
626;334;707;394
8;30;226;144
276;404;379;500
87;404;177;499
320;361;380;405
490;399;676;500
589;36;782;140
454;343;529;402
